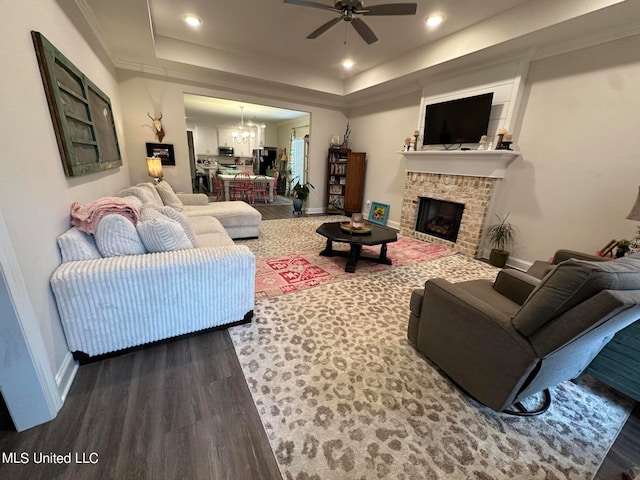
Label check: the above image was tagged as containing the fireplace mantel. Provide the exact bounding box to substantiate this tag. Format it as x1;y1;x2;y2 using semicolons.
399;149;520;178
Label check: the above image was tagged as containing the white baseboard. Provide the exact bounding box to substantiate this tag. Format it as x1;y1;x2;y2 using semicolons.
387;220;400;230
55;352;78;403
506;256;533;272
306;207;326;215
479;248;533;272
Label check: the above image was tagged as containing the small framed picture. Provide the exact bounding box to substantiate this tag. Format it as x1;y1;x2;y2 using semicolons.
368;202;389;226
146;142;175;166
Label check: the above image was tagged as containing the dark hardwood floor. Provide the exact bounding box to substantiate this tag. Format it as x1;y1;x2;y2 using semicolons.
0;329;281;480
0;203;637;479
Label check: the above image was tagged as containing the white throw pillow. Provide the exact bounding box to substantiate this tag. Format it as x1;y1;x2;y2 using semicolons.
136;209;193;253
57;227;102;262
117;185;158;207
160;206;198;246
155;181;184;211
136;182;164;207
120;195;143;214
94;215;147;257
139;204;162;220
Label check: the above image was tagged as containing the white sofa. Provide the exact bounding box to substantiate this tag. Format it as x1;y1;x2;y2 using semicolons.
50;182;259;359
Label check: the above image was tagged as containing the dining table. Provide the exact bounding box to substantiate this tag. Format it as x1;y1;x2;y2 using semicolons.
211;171;276;202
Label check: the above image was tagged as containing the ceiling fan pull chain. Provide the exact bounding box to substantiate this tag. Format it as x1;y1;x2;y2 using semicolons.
344;22;348;45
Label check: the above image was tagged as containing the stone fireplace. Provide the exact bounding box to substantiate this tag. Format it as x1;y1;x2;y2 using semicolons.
399;150;518;257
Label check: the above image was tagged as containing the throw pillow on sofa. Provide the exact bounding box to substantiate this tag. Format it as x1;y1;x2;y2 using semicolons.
136;207;193;253
117;184;163;207
57;226;102;262
155;181;184;211
137;182;164;206
160;206;198;246
95;214;147;257
121;195;144;214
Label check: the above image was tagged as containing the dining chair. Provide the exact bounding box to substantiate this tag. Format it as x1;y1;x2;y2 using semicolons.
210;172;223;201
230;172;253;202
253;175;270;204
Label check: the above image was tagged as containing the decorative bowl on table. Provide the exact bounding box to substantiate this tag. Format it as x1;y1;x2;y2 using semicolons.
340;221;372;235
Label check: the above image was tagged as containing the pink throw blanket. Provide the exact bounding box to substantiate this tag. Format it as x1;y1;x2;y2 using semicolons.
70;197;139;234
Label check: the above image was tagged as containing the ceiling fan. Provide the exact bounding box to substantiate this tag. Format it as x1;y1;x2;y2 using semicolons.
283;0;417;45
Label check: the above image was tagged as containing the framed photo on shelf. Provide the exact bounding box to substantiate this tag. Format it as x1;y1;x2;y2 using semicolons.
368;202;390;226
146;142;175;165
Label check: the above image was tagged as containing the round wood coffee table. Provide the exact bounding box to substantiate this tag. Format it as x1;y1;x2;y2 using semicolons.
315;221;398;273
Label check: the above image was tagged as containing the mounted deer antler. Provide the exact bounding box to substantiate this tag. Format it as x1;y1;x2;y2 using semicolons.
148;113;165;142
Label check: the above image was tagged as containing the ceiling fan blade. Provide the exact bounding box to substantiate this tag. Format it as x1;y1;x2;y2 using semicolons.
307;17;342;39
283;0;340;13
358;3;417;15
351;18;378;44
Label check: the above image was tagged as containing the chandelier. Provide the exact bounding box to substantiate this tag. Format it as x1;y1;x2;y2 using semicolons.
232;106;255;145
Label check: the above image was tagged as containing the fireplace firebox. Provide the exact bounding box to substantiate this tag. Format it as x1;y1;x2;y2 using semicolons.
416;197;465;243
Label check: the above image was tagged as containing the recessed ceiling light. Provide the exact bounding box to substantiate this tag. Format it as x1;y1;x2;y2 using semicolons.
425;14;444;28
342;59;355;69
183;14;202;27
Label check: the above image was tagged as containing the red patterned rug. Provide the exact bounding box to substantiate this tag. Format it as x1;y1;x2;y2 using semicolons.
255;237;454;299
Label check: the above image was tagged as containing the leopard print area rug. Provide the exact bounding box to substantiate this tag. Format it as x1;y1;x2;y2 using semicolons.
231;219;632;480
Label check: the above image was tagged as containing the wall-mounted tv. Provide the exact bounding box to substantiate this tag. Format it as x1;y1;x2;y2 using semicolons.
423;92;494;146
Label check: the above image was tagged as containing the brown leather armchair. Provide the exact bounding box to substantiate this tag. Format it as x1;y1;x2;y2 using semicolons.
408;255;640;414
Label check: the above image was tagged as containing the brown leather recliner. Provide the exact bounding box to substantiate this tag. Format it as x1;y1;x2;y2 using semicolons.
408;255;640;414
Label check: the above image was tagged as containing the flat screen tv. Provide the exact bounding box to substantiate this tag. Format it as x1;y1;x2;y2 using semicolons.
423;92;494;146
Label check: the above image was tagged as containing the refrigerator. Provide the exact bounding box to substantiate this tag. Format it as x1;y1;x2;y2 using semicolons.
253;147;277;175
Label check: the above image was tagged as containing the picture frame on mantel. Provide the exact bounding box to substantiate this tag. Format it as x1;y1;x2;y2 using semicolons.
146;143;175;166
368;202;390;226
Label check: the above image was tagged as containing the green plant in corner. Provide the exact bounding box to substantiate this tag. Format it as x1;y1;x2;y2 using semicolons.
291;177;314;202
486;213;518;267
290;177;314;215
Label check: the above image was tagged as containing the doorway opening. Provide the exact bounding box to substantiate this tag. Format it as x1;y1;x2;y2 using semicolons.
183;94;310;202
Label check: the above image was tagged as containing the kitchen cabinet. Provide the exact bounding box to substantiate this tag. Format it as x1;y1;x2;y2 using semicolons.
217;127;257;158
195;125;218;156
217;128;234;149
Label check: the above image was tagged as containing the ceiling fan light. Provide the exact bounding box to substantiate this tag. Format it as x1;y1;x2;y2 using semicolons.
425;14;443;28
183;14;202;27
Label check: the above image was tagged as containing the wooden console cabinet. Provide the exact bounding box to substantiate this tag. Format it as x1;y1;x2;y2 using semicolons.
326;148;366;215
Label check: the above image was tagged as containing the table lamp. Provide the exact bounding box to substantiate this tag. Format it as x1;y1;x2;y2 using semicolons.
626;186;640;254
146;157;163;184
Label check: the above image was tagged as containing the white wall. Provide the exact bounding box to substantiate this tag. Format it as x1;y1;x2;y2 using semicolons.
117;71;347;210
348;92;422;228
349;36;640;262
0;1;130;383
499;34;640;263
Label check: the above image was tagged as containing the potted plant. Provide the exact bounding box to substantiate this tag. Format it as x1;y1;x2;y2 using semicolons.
616;239;631;258
291;177;314;214
485;213;518;267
